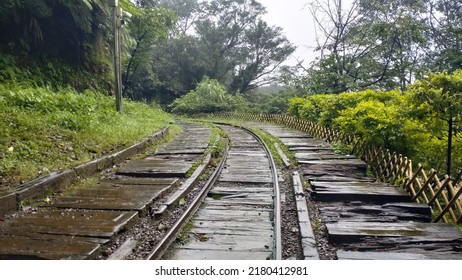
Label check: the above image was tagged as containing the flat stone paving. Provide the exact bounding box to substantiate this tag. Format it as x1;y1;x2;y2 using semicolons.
0;210;137;259
168;126;275;260
46;179;178;211
0;122;212;259
253;123;462;260
118;123;211;178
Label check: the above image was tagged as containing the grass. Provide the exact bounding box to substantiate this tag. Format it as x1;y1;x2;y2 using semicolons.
198;117;297;166
248;127;297;167
0;83;173;193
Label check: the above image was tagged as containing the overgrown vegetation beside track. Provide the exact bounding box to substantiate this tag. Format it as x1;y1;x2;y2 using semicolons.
0;83;172;192
288;70;462;178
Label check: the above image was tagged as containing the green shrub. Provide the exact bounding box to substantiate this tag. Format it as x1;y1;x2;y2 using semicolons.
170;77;249;115
286;86;455;172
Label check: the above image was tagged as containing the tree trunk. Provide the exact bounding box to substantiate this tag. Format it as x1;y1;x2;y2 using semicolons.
447;117;453;177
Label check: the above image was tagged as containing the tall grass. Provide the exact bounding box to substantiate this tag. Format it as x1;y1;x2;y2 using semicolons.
0;83;172;192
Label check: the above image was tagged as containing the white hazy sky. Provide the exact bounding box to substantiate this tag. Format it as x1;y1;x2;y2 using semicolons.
259;0;318;68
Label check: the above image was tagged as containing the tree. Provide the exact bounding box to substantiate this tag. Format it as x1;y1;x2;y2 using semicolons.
186;0;294;93
229;20;295;93
195;0;266;84
409;70;462;176
121;6;176;99
306;0;428;93
307;0;362;93
425;0;462;72
134;0;294;104
150;35;208;104
0;0;106;65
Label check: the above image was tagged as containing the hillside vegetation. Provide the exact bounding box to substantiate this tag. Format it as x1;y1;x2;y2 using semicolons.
0;81;172;193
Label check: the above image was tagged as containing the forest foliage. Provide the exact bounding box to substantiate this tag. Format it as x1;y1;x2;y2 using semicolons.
288;70;462;177
1;0;462;185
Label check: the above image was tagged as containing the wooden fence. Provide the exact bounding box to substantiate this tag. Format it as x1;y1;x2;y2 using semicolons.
204;113;462;224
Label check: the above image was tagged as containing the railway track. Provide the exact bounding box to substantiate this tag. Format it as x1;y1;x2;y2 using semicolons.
0;122;286;260
0;122;213;259
2;119;462;260
155;125;282;260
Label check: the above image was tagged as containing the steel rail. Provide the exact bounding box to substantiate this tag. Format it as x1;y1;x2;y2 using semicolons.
145;136;230;260
240;126;282;260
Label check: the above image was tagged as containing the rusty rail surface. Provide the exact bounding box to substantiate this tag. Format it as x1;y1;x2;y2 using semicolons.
203;113;462;225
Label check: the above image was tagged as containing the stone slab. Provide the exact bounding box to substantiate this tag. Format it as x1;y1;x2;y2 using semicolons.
168;248;272;260
319;202;431;223
326;221;462;243
117;159;193;178
47;179;175;211
0;210;138;239
0;234;106;260
312;181;411;203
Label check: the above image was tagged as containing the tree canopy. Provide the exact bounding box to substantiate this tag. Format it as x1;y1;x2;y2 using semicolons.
289;0;462;95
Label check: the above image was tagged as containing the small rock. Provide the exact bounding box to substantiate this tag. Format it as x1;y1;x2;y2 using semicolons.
157;223;166;230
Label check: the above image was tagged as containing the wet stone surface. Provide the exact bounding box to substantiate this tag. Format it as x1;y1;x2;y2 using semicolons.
0;122;213;260
250;122;462;260
166;126;277;260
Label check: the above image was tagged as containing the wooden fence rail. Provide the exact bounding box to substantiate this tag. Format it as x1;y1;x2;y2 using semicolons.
203;113;462;224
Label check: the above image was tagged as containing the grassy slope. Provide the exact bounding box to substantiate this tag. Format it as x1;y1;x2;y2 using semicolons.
0;83;173;192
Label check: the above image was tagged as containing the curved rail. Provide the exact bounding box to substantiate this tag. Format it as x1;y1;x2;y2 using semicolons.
148;123;282;260
146;136;230;260
240;126;282;260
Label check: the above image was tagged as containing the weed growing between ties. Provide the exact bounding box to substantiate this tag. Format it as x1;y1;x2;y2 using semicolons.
250;127;297;166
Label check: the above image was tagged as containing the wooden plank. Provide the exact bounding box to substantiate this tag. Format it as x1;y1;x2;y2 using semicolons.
154;149;206;155
197;204;272;212
99;178;179;186
210;186;273;194
337;249;462;260
218;176;272;183
306;175;375;182
193;216;272;226
311;181;392;189
177;234;273;252
194;209;271;220
299;159;367;167
117;159;193;177
204;198;272;207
